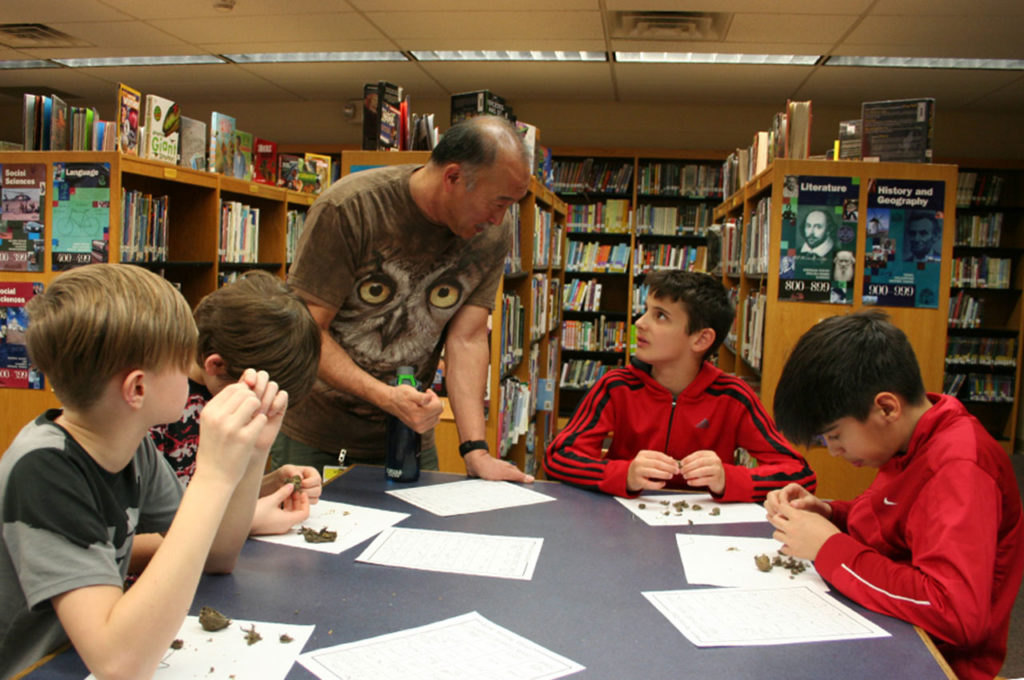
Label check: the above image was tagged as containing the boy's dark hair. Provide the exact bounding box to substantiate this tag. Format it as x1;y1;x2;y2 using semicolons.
773;310;926;445
644;270;733;360
193;271;321;404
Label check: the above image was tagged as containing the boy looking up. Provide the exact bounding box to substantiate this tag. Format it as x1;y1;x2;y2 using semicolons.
148;271;322;538
766;310;1023;680
544;270;816;501
0;264;285;679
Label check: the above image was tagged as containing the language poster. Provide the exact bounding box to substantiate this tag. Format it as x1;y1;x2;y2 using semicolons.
0;163;46;272
0;282;44;390
52;162;110;271
778;175;859;304
863;178;944;308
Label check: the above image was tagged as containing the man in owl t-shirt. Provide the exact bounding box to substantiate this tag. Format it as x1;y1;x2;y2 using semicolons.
270;116;533;482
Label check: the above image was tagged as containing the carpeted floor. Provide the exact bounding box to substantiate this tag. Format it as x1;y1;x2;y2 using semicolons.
1002;453;1024;679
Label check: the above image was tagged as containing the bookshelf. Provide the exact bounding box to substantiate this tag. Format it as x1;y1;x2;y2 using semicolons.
550;149;725;417
0;151;318;455
337;151;566;477
946;163;1024;454
714;159;958;500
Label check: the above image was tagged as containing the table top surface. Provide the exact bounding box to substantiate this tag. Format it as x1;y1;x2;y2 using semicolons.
27;465;949;680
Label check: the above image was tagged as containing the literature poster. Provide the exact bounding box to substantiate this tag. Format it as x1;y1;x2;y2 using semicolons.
862;178;945;309
778;175;859;304
0;281;44;390
51;163;110;271
0;164;46;272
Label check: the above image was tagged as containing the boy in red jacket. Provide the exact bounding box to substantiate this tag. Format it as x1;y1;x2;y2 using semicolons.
766;310;1024;680
544;270;816;501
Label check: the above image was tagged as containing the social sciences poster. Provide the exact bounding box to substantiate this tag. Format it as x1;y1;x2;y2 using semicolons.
778;175;859;304
52;162;110;271
863;178;945;309
0;163;46;272
0;281;44;390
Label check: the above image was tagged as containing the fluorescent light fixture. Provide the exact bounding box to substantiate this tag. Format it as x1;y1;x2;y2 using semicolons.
0;59;60;69
223;51;407;63
826;55;1024;70
52;55;226;67
412;50;607;62
615;52;820;65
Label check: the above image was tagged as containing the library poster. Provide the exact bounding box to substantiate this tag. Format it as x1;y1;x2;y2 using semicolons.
0;281;44;390
0;163;46;272
778;175;859;304
51;162;110;271
862;178;944;309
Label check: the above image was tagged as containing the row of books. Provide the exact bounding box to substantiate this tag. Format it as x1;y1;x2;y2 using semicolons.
945;336;1017;367
633;243;703;274
565;240;630;273
21;94;114;152
559;359;617;390
218;201;260;264
744;196;771;275
955;212;1004;248
530;274;550;342
635;162;723;198
562;317;627;352
948;291;983;328
943;372;1014;403
566;200;631;233
950;255;1012;289
532;206;558;268
499;292;526;376
496;377;531;458
635;203;712;236
120;189;169;263
720;217;744;277
722;99;812;197
956;172;1005;208
562;277;603;312
552;158;634;195
285;210;307;264
504;203;523;274
631;282;651;316
740;290;766;371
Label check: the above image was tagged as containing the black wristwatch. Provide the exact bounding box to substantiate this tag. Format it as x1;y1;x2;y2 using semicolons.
458;440;489;457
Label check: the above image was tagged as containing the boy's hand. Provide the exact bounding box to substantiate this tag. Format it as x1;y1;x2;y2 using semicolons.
239;369;288;455
263;464;322;504
678;449;725;495
627;450;678;493
249;482;311;536
389;385;443;433
767;496;840;561
195;381;266;486
765;482;832;520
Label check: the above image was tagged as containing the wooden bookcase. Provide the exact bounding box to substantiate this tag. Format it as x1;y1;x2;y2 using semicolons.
0;150;317;455
714;159;959;500
550;148;726;417
945;161;1024;454
337;151;566;477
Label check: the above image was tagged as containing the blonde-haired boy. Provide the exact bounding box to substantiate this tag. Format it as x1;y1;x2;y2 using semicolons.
0;264;285;679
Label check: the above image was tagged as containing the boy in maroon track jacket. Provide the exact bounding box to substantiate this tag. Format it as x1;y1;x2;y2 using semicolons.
544;270;816;501
766;311;1024;680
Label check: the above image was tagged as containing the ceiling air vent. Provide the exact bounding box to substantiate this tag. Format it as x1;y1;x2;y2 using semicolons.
607;11;732;41
0;23;91;48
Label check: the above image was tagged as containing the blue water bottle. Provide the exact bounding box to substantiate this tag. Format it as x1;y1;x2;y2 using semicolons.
385;366;421;482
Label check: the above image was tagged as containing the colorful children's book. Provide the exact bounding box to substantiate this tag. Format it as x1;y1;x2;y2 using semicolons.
178;116;207;170
253;137;278;185
208;112;236;175
142;93;181;164
116;83;141;156
279;154;319;193
304;152;331;193
233;129;253;181
49;95;69;152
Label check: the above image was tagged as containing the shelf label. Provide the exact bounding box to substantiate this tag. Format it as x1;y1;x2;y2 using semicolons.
163;167;177;179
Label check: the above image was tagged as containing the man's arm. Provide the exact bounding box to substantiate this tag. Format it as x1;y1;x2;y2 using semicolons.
445;304;532;482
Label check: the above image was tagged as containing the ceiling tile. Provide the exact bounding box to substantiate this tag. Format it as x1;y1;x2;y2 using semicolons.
725;13;858;44
366;10;604;41
844;16;1024;59
419;62;615;101
97;0;354;21
150;12;382;45
614;63;811;104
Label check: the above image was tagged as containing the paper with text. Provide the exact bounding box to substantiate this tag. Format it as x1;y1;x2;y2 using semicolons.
356;526;543;580
87;615;313;680
676;534;829;591
251;500;409;554
643;585;890;646
298;611;583;680
616;493;767;526
386;478;555;516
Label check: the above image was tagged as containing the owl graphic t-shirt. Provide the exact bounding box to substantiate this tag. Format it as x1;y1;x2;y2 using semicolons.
282;164;510;461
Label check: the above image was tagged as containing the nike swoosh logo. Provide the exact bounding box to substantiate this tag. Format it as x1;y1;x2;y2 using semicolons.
883;497;897;506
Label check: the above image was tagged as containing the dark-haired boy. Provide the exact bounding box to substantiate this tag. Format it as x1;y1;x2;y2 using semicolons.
766;310;1023;680
544;270;816;501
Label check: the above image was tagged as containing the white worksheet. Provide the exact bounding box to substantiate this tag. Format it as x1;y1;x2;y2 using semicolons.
643;585;890;647
616;493;767;526
251;500;409;554
676;534;829;592
355;526;543;580
87;615;314;680
386;478;555;516
298;611;584;680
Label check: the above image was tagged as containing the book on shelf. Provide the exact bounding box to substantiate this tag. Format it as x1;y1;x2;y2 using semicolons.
208;111;236;175
177;116;207;170
49;95;69;152
786;100;812;160
141;94;181;164
116;83;141;156
770;111;788;162
837;119;861;160
253;137;278;185
751;131;770;176
515;121;538;170
362;81;403;151
279;154;319;193
861;98;935;163
233;129;254;181
304;152;332;192
451;89;511;124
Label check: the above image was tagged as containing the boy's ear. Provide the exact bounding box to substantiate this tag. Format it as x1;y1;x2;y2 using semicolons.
203;353;229;377
875;392;902;420
121;369;146;409
691;328;716;354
